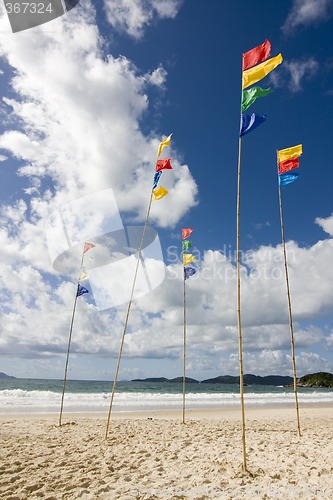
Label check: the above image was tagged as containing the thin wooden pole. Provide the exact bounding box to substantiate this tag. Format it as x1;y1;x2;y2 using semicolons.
105;192;154;439
277;171;301;438
182;268;186;424
236;135;247;472
59;246;85;426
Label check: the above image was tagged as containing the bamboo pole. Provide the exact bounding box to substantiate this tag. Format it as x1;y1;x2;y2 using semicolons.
236;135;247;472
105;192;154;440
59;245;85;427
277;167;301;438
182;265;187;424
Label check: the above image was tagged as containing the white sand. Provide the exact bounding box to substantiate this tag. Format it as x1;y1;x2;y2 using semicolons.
1;406;333;499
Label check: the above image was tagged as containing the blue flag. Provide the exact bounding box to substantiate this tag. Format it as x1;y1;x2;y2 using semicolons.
184;267;196;280
152;171;162;190
278;172;299;187
240;113;266;137
77;284;89;297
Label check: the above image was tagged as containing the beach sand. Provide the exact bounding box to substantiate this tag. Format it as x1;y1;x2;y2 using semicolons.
1;407;333;499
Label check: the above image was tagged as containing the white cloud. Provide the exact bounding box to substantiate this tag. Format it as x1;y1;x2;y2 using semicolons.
269;58;319;92
0;2;332;380
103;0;182;39
316;213;333;237
282;0;333;34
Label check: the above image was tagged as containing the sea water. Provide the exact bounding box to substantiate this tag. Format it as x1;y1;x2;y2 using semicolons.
1;378;333;414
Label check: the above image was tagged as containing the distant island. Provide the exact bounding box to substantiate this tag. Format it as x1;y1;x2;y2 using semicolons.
297;372;333;388
132;374;294;386
131;373;333;387
132;377;199;383
0;372;16;379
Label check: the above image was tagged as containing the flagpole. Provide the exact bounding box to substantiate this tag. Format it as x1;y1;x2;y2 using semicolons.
277;159;301;438
182;262;187;424
59;245;85;427
236;135;247;472
105;191;154;440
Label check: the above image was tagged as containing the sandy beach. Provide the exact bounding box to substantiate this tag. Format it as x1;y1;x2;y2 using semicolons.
1;406;333;499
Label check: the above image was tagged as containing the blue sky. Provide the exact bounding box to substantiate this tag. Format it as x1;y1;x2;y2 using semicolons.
0;0;332;381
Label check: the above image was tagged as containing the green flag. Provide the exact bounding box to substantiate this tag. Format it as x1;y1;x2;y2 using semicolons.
182;240;192;251
241;86;272;112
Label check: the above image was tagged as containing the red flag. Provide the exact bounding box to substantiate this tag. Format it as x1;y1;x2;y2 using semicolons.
84;242;95;253
242;39;271;71
155;158;173;172
182;228;194;240
278;157;299;175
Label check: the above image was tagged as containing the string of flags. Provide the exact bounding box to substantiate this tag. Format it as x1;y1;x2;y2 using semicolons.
152;134;173;200
182;227;196;280
277;144;303;186
240;39;283;137
76;242;95;297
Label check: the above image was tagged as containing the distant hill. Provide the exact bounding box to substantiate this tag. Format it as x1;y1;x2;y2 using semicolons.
297;372;333;388
0;372;15;379
201;374;293;386
132;374;294;385
131;377;199;383
169;377;199;384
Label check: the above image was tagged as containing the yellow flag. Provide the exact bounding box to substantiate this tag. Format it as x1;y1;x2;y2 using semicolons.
157;133;172;157
79;272;89;282
277;144;303;163
242;53;283;89
183;254;195;266
153;186;168;200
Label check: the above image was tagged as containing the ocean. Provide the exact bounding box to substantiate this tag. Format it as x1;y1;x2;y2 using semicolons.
1;378;333;414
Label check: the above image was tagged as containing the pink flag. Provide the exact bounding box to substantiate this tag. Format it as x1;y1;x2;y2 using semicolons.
182;228;194;240
84;242;95;253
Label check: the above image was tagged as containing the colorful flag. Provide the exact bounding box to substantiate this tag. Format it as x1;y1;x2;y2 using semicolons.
157;133;172;157
153;186;168;200
240;113;266;137
152;171;162;190
182;228;194;240
242;53;283;89
84;242;95;253
183;254;196;266
241;86;272;112
277;144;302;163
79;272;88;282
182;240;192;251
278;157;299;175
184;267;196;280
242;39;271;71
279;172;299;187
156;158;173;172
77;284;89;297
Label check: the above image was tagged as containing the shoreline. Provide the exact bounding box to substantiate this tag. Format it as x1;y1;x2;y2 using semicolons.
1;403;333;419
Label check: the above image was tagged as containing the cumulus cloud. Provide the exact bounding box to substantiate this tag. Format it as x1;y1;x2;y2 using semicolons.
0;2;332;380
316;213;333;237
282;0;333;34
103;0;182;39
269;58;319;92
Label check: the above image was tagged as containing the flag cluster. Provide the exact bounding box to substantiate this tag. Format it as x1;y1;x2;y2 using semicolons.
152;134;173;200
240;40;283;137
182;228;196;280
277;144;302;186
77;241;95;298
